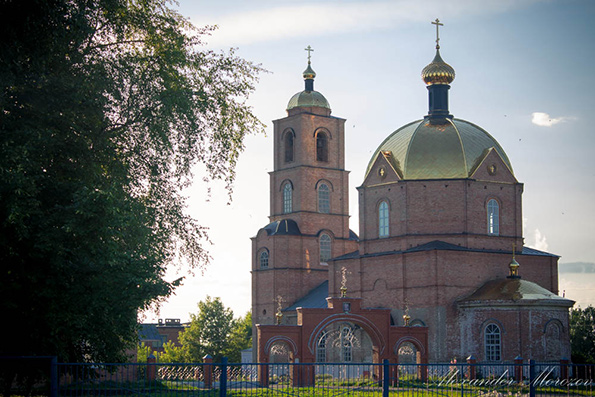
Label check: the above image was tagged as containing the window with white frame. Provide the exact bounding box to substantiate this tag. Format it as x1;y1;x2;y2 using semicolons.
379;200;389;238
485;323;501;361
318;183;330;213
283;183;293;213
487;199;499;235
259;250;269;269
320;234;332;263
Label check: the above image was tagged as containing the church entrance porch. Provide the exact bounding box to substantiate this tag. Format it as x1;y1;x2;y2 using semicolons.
256;296;429;386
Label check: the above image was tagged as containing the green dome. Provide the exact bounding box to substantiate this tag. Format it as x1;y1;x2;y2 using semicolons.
287;90;331;111
366;118;513;180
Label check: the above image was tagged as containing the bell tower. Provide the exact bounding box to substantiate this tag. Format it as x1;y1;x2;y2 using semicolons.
251;48;357;334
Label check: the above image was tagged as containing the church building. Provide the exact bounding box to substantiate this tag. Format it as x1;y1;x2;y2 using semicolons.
251;25;573;364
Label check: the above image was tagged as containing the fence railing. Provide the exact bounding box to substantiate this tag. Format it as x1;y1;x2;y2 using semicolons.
2;356;594;396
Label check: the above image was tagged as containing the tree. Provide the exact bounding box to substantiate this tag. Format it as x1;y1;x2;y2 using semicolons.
0;0;264;366
157;341;186;363
225;312;253;363
180;297;234;362
570;306;595;363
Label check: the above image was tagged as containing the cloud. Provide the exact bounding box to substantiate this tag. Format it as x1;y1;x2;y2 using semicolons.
189;0;542;47
532;228;548;251
531;112;570;127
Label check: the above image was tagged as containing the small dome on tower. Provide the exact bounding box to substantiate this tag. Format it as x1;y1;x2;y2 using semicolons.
303;63;316;80
422;49;455;85
287;46;331;113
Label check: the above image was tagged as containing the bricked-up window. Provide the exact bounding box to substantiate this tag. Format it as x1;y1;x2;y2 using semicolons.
316;131;328;162
320;234;332;263
283;183;293;213
318;183;330;213
259;250;269;269
487;199;499;235
316;332;327;362
379;201;389;237
485;323;501;361
284;131;294;163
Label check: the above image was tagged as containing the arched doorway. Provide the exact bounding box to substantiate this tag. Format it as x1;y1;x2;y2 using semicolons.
314;321;374;380
267;340;295;384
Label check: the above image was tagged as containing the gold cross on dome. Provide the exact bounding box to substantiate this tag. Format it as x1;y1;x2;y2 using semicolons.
305;45;314;63
431;18;443;49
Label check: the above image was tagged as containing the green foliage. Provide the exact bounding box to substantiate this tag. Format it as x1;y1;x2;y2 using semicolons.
570;306;595;363
157;341;186;363
225;312;253;362
136;343;153;364
180;296;234;362
176;297;252;363
0;0;263;364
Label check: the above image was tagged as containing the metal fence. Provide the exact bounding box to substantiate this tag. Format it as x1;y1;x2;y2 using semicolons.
2;357;594;396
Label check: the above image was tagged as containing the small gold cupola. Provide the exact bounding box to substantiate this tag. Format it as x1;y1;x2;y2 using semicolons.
422;19;455;123
508;244;521;279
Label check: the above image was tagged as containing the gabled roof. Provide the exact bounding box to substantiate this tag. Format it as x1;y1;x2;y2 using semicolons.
284;281;328;311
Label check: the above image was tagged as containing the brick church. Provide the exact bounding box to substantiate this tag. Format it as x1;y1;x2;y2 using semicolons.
251;28;573;364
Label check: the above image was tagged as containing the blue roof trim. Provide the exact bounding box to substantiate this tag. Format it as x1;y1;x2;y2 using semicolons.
284;281;328;311
332;240;558;261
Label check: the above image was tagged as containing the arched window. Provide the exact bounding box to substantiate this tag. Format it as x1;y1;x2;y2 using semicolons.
259;250;269;269
316;131;328;162
485;323;501;361
320;234;332;264
318;183;330;213
283;183;292;213
487;199;499;235
341;326;353;362
284;131;294;163
378;201;389;237
316;332;327;362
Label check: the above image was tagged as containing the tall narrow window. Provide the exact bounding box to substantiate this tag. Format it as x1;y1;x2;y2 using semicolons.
320;234;332;263
485;324;501;361
283;183;292;213
259;250;269;269
318;183;330;213
487;199;499;235
379;201;389;237
316;132;328;162
316;332;327;362
284;132;294;163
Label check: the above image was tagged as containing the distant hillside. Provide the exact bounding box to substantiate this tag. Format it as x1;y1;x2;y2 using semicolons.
559;262;595;273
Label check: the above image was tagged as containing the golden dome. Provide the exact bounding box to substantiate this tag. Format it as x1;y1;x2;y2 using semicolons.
303;63;316;80
365;118;513;180
422;49;455;85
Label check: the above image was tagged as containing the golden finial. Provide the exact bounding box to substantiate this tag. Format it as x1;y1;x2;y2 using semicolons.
431;19;443;49
508;243;520;278
275;295;284;325
303;45;316;81
340;266;348;297
403;299;411;326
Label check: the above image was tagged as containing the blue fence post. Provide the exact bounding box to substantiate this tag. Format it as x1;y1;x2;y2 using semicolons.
50;356;58;397
382;359;389;397
219;357;228;397
529;359;536;397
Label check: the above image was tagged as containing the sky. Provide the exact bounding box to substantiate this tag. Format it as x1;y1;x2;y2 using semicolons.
142;0;595;322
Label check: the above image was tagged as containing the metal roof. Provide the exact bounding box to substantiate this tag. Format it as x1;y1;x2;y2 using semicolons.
365;118;513;180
